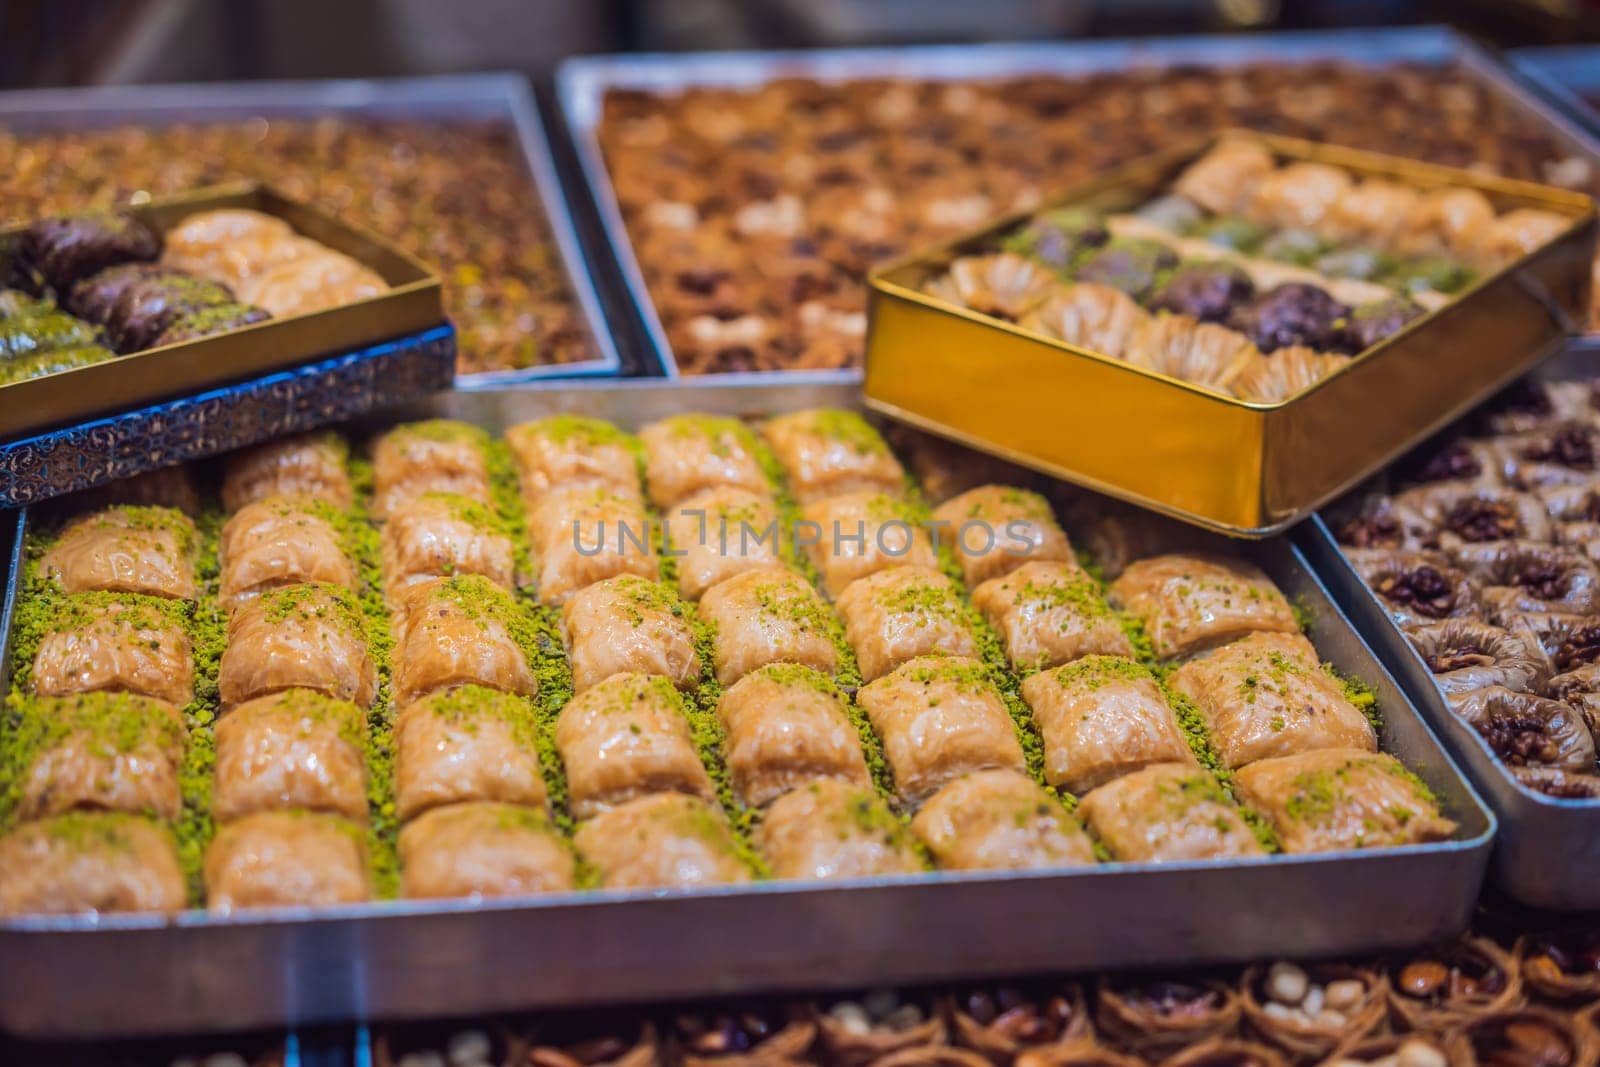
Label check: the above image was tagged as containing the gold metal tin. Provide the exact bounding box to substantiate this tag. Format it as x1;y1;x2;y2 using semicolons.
864;131;1599;537
0;183;445;440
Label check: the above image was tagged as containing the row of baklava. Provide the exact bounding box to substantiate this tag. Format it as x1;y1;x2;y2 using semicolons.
1334;377;1600;799
595;62;1599;373
0;408;1455;916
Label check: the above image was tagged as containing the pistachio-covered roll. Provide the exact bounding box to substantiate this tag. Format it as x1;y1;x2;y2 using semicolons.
943;983;1091;1065
1386;936;1523;1031
152;302;270;346
1093;978;1241;1057
1239;962;1386;1059
106;271;236;352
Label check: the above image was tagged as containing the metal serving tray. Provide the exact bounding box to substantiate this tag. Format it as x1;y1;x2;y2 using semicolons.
865;132;1596;538
1512;46;1600;145
0;182;446;442
555;25;1600;381
0;380;1492;1040
0;72;622;385
1303;346;1600;911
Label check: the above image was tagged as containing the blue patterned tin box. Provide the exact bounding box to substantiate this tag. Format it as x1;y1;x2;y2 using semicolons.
0;323;455;508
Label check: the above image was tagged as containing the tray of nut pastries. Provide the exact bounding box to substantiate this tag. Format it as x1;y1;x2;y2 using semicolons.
1305;344;1600;910
557;25;1600;379
866;131;1595;538
0;380;1490;1039
0;72;621;382
0;182;446;442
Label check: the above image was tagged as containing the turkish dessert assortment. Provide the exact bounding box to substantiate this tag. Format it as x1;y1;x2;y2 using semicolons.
1332;371;1600;800
594;61;1600;374
0;205;388;387
0;119;591;374
920;138;1570;402
0;406;1462;917
372;928;1600;1067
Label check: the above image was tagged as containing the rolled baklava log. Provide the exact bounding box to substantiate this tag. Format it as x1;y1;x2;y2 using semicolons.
1345;550;1481;629
1238;962;1386;1059
1319;1033;1464;1067
381;492;515;605
562;575;700;694
1518;932;1600;1005
221;495;360;611
39;504;199;600
1446;686;1597;774
104;272;238;352
1448;542;1600;622
837;566;979;682
1403;618;1548;695
218;583;378;709
29;596;193;707
697;567;838;686
204;810;372;911
1093;978;1241;1058
16;211;159;293
719;666;871;808
670;1002;816;1067
1443;1007;1597;1067
942;983;1091;1065
523;1014;660;1067
1388;484;1552;549
0;812;186;917
814;990;946;1067
573;792;752;891
758;778;923;881
1387;937;1523;1031
1159;1037;1288;1067
1232;749;1455;854
370;419;493;520
1107;553;1299;660
1173;140;1276;217
391;576;538;707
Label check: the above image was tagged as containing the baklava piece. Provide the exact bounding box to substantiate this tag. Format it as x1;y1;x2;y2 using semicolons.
926;253;1055;320
1074;238;1178;302
973;560;1132;672
370;420;493;520
1397;188;1496;259
1346;549;1481;628
218;583;377;709
40;505;198;600
1403;618;1547;695
1499;424;1600;491
1231;347;1352;404
1339;297;1425;352
1538;484;1600;561
697;567;838;686
18;210;160;291
1079;763;1265;863
665;486;783;601
220;431;352;512
1232;748;1456;853
555;672;715;819
1148;261;1256;324
391;576;537;707
758;778;923;881
1020;657;1196;793
380;492;515;603
1514;765;1600;799
562;575;699;694
1122;314;1260;395
399;802;575;899
802;491;939;600
856;655;1025;804
836;565;979;682
0;813;185;917
1108;553;1298;660
1449;541;1600;620
1168;632;1376;769
30;595;193;706
574;792;753;890
213;689;367;823
1172;140;1276;215
204;810;372;911
504;415;642;507
638;413;771;509
911;769;1096;871
1474;208;1570;270
1226;283;1350;354
12;692;186;823
762;408;905;504
1325;178;1420;247
1396;435;1504;491
931;485;1073;589
1005;207;1110;271
718;664;871;807
1248;162;1353;231
395;685;546;822
1018;283;1147;358
219;495;358;611
527;486;659;605
1447;686;1597;774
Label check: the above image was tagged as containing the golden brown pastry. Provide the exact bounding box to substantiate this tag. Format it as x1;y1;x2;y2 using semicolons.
664;486;783;600
370;420;493;520
0;813;186;917
218;583;377;710
763;409;906;504
380;492;515;605
204;810;372;911
399;802;575;899
30;595;193;706
213;689;367;823
1231;347;1352;404
1122;314;1259;395
41;506;198;600
395;685;547;822
857;655;1026;803
1018;283;1148;359
1167;631;1376;769
1473;207;1571;269
221;432;352;513
931;485;1075;589
926;253;1056;320
697;566;839;686
1172;139;1276;215
561;575;700;694
390;576;537;708
1108;553;1299;660
1397;187;1496;259
638;413;770;509
504;415;642;508
1248;162;1353;231
717;665;871;807
555;672;715;819
972;560;1133;671
1232;748;1455;853
757;778;923;881
574;792;753;890
527;485;659;605
1077;762;1264;862
836;565;979;682
911;769;1096;871
220;495;358;610
1324;178;1421;247
1020;656;1196;793
12;692;186;823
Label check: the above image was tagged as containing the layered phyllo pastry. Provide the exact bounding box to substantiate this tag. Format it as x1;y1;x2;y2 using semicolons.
370;420;493;520
696;567;839;686
638;414;770;509
203;810;372;911
395;685;547;822
399;802;575;900
930;485;1074;589
1109;553;1299;660
763;409;905;504
802;491;939;599
380;492;515;603
40;505;198;600
757;778;923;881
910;769;1095;871
562;575;700;694
663;486;782;600
972;560;1133;672
573;792;753;890
555;673;715;819
0;813;185;916
717;664;871;807
9;692;186;823
213;689;368;823
836;565;979;682
1078;763;1265;862
220;495;358;610
390;576;537;707
504;415;642;507
218;583;377;709
221;431;352;513
527;486;659;605
29;594;193;706
1232;749;1455;853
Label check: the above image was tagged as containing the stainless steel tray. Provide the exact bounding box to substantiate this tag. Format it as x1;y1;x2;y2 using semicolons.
0;380;1493;1040
554;25;1600;381
1302;345;1600;911
0;72;621;385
